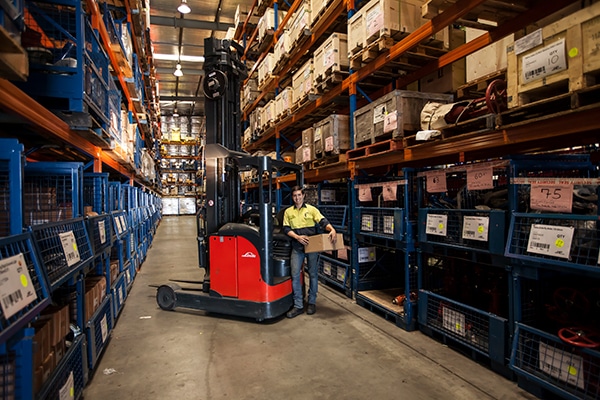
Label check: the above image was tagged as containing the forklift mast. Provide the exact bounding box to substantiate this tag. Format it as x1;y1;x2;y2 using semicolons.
202;37;248;236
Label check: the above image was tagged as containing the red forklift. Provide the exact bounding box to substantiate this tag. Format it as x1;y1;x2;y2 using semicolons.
156;38;302;321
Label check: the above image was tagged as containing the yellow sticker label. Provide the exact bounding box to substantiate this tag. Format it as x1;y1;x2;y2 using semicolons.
438;223;444;230
20;274;28;287
568;48;579;58
456;323;461;330
477;226;485;234
568;365;578;376
555;238;565;248
73;243;78;251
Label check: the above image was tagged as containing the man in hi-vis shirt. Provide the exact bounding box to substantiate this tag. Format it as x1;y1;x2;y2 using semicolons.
283;186;337;318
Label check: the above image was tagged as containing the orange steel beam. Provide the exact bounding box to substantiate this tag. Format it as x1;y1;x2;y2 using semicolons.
0;79;135;178
87;0;144;140
353;0;485;83
396;0;580;89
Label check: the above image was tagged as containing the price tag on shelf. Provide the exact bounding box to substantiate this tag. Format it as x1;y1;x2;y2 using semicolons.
426;214;447;237
527;224;574;259
0;253;37;319
358;187;372;202
530;183;573;213
426;170;447;193
462;216;489;242
59;231;81;267
383;111;397;133
466;165;494;190
382;183;397;201
98;220;107;244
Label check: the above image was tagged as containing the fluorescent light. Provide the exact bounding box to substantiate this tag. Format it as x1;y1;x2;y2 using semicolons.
173;64;183;77
153;53;205;63
177;0;191;14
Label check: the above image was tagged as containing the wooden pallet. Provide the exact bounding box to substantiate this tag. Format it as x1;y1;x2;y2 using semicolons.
310;153;347;169
290;93;318;113
258;74;277;92
456;69;507;100
346;139;403;161
315;70;348;93
441;113;498;138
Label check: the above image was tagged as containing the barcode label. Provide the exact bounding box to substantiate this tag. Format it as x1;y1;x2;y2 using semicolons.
98;220;107;244
426;214;447;237
462;216;489;242
0;253;37;319
526;224;574;259
59;231;81;267
522;39;566;84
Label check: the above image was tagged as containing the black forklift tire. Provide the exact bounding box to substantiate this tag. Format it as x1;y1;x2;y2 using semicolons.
157;284;180;311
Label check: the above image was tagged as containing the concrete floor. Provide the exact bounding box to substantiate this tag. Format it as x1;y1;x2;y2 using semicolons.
84;216;534;400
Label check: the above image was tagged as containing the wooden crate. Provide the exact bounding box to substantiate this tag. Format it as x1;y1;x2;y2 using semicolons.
292;60;315;103
363;0;400;44
313;114;350;158
258;53;275;87
466;28;513;84
507;1;600;108
274;30;292;65
235;4;259;28
296;144;315;164
371;90;454;141
313;33;349;82
354;104;374;146
275;87;294;118
348;8;365;57
311;0;328;24
289;0;312;45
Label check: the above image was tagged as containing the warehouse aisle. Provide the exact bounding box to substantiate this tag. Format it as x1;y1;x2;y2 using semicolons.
83;216;534;400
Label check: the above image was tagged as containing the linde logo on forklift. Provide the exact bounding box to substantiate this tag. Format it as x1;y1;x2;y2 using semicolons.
241;251;257;258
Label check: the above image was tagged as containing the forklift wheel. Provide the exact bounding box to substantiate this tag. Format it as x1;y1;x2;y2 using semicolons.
157;284;179;311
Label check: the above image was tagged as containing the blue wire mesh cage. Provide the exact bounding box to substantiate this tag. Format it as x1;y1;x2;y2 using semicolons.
83;173;109;214
30;218;93;290
24;162;83;226
0;233;51;343
36;334;87;400
86;214;112;255
86;295;113;371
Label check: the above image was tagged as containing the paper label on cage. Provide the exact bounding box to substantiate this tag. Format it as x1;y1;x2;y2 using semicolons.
303;147;311;162
426;171;447;193
325;136;334;152
320;189;336;202
466;165;494;190
366;5;384;37
373;104;386;124
382;183;397;201
120;215;127;230
0;253;37;319
324;48;335;68
59;231;81;267
59;371;75;400
118;287;123;304
462;216;489;242
522;39;567;84
98;220;107;244
358;187;372;202
361;214;374;232
100;314;108;343
442;307;466;337
538;342;584;389
336;267;345;282
426;214;447;236
115;217;123;235
383;215;395;235
383;111;397;133
126;270;131;284
514;28;542;55
323;261;332;276
526;224;574;259
530;183;573;213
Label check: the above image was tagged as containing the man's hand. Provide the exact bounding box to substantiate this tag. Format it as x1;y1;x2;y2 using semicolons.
328;229;337;244
297;235;310;246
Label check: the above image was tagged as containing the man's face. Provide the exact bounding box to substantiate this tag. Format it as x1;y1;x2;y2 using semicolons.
292;190;304;207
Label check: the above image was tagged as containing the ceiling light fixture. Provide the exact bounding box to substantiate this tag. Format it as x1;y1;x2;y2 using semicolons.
177;0;191;14
173;63;183;77
154;54;205;63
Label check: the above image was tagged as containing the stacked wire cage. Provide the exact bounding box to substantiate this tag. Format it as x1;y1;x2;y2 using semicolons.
416;160;512;375
506;154;600;399
21;0;112;137
120;184;138;271
352;169;418;331
315;182;351;297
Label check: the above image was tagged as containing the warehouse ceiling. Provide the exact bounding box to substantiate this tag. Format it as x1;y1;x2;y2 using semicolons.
149;0;254;118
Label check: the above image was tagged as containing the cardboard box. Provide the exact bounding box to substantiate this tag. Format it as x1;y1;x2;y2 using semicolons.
304;234;345;253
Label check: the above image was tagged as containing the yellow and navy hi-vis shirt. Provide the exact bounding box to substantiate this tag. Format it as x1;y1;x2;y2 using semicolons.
283;203;330;250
